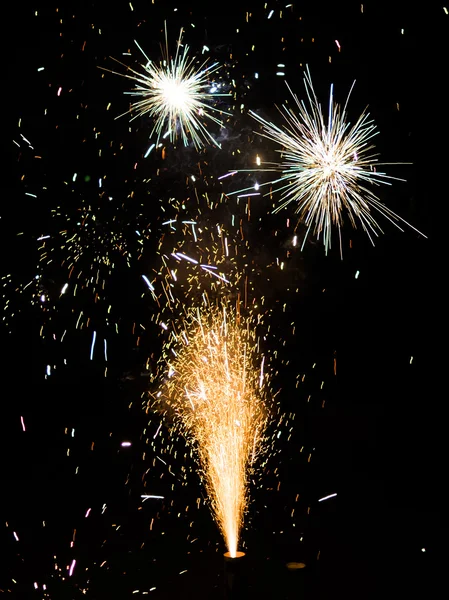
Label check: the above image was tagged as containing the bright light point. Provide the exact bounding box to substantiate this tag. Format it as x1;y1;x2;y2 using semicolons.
276;72;285;76
421;548;426;552
161;79;188;109
355;271;360;279
121;441;132;447
61;283;69;294
255;72;259;79
256;155;261;166
46;365;51;376
293;235;297;247
254;183;260;191
268;9;274;18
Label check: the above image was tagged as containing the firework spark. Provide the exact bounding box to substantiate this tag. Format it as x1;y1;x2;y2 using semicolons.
239;67;425;254
151;300;274;557
102;25;230;149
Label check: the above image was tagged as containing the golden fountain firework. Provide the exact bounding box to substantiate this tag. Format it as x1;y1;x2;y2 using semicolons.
152;300;273;557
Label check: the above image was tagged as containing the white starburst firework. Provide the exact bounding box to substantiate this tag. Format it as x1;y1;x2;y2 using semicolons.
102;25;229;149
240;67;425;254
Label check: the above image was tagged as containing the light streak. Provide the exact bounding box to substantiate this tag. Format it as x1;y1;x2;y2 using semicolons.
318;492;337;502
69;559;76;577
218;171;238;180
90;330;97;360
175;252;199;264
141;495;165;501
142;275;155;291
237;192;260;198
144;143;156;157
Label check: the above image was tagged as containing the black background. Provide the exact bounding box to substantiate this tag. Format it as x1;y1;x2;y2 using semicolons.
2;1;446;598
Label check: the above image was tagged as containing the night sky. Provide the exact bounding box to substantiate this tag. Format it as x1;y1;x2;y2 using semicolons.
2;1;446;598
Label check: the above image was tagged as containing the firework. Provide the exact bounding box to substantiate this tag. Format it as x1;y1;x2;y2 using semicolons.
238;67;425;254
151;300;274;557
101;25;230;150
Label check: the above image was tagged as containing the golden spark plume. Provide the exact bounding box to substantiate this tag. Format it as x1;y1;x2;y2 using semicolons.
152;300;273;556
